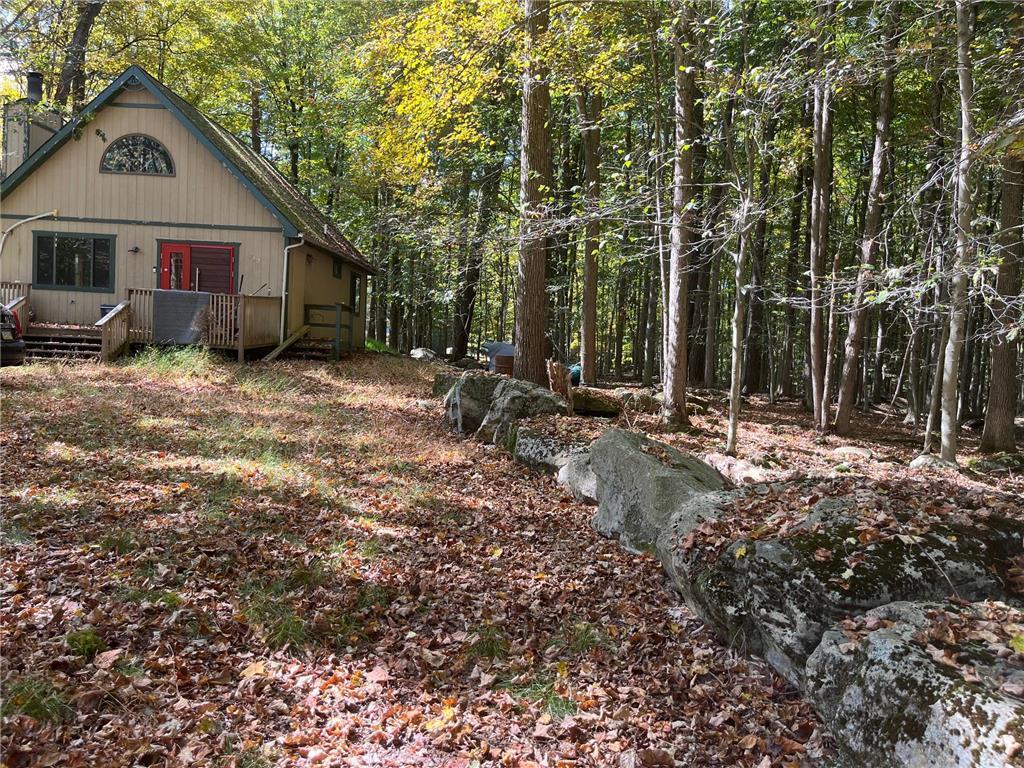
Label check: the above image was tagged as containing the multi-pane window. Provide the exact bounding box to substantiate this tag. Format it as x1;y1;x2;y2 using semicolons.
100;134;174;175
35;234;114;291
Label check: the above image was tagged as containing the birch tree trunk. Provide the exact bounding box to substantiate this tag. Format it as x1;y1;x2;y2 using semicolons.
662;1;696;427
939;0;975;463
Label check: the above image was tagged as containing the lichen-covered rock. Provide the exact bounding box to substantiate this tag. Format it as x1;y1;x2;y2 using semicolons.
508;424;589;473
832;445;873;461
432;371;460;397
589;428;730;553
476;379;567;446
909;453;959;471
557;453;599;503
660;491;1024;688
572;387;622;417
806;601;1024;767
444;371;504;434
703;452;774;484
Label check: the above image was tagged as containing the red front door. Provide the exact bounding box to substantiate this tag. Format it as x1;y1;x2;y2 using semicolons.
159;242;235;293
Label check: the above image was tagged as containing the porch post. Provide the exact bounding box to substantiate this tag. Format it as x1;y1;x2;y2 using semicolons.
237;293;247;363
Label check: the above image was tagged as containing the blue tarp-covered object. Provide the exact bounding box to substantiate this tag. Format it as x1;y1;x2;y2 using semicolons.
481;340;516;372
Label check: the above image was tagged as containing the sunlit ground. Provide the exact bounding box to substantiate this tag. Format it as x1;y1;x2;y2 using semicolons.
2;350;826;767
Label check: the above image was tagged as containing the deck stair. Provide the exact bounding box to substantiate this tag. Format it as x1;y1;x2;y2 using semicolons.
282;338;349;362
24;328;103;362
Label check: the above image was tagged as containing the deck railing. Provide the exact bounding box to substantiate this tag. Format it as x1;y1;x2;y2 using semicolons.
127;288;281;353
96;300;131;362
1;282;31;334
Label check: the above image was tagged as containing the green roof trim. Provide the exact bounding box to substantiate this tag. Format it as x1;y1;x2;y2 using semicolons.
1;65;374;275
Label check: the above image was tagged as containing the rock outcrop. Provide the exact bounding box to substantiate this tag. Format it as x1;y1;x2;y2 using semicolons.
588;428;730;553
443;370;505;434
476;379;567;447
806;601;1024;767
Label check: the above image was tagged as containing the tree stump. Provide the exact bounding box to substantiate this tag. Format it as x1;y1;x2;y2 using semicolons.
546;359;573;416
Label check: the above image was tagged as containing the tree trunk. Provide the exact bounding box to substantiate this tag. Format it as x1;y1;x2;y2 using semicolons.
250;86;262;153
742;119;776;394
514;0;553;385
939;0;975;463
662;2;696;427
452;162;502;360
55;0;104;108
809;0;834;433
980;157;1022;452
834;11;897;434
577;91;603;385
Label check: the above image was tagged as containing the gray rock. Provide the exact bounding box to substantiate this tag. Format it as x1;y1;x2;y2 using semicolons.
589;428;730;553
806;601;1024;767
443;371;504;434
659;493;1024;688
410;347;436;361
703;452;774;484
432;371;460;397
909;453;959;471
557;453;598;503
508;425;588;473
573;387;622;417
832;445;873;461
452;356;485;370
475;379;567;446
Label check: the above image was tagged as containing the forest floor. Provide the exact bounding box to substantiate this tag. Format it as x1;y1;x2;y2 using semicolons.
1;352;1018;768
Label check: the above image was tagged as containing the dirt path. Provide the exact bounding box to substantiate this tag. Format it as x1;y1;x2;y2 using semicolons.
1;353;824;767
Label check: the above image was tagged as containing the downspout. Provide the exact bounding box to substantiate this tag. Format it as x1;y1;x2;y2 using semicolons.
0;209;59;264
280;233;304;343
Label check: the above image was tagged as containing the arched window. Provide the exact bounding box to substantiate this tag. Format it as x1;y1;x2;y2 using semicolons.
100;134;174;175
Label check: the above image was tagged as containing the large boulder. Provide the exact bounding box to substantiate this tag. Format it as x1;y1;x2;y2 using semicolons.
475;379;567;446
613;388;660;415
410;347;436;361
572;387;622;417
444;371;505;434
508;424;589;473
432;371;460;397
659;489;1024;688
806;600;1024;767
557;453;598;503
589;428;730;553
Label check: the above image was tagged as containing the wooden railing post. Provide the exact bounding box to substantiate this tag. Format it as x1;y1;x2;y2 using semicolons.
237;293;247;363
333;303;342;361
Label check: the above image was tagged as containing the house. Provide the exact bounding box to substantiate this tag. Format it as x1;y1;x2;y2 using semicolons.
0;65;374;361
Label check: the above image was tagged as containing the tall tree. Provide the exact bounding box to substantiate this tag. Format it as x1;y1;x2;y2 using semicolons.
55;0;105;108
662;0;696;427
939;0;976;463
834;5;898;435
514;0;553;385
979;156;1022;452
577;90;602;385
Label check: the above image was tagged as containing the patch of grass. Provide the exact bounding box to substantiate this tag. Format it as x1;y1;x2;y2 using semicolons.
502;676;577;718
285;560;330;590
116;586;183;609
1;522;34;546
130;345;217;377
65;628;106;659
549;621;606;656
240;582;308;650
99;529;135;555
114;658;146;678
468;625;509;661
235;369;295;397
357;538;383;559
1;677;73;722
366;339;399;355
355;583;393;611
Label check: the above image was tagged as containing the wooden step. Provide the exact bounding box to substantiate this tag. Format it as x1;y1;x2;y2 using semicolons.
24;335;103;362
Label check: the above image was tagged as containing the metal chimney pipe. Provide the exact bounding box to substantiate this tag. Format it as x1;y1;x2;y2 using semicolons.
26;72;43;103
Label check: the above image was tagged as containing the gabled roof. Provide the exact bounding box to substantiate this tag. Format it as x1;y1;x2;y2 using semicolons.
1;65;374;274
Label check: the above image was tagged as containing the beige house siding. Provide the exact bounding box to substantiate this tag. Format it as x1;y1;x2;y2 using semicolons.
1;87;286;326
298;246;366;346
